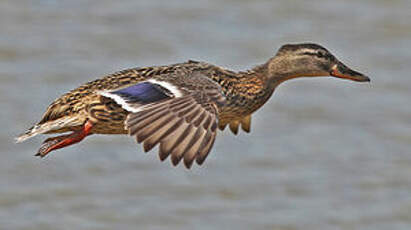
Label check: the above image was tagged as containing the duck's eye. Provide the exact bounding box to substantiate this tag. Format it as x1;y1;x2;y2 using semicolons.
316;52;324;58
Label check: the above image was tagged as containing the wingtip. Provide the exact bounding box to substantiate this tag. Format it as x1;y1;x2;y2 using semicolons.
171;155;183;167
184;162;193;170
195;155;206;166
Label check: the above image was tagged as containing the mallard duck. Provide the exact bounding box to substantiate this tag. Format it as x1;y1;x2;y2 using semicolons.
16;43;369;168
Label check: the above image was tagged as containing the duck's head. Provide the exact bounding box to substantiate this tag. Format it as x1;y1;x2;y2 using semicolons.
267;43;370;83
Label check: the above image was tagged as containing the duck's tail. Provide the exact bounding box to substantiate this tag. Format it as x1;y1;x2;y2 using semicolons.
16;117;82;143
16;125;40;143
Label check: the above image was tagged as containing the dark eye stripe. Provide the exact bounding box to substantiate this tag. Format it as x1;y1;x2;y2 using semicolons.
302;51;334;61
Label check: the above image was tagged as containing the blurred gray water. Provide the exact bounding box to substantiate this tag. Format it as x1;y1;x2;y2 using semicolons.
1;0;411;229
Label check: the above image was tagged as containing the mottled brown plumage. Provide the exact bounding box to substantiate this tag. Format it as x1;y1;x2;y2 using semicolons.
17;43;369;169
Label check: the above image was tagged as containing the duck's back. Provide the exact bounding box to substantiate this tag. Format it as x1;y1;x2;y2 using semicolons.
34;61;218;133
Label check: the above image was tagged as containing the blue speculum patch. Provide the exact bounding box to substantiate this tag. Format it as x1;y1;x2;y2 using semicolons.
112;82;171;103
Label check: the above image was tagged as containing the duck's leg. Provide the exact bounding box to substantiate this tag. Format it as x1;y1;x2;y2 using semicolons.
36;120;94;157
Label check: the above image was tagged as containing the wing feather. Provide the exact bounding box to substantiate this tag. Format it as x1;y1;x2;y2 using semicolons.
143;117;184;153
159;122;189;161
183;128;207;168
196;130;216;165
170;124;196;166
135;113;175;143
128;110;169;137
196;114;217;165
120;74;226;168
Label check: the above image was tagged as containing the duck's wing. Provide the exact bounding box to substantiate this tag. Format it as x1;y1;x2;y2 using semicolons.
100;75;226;169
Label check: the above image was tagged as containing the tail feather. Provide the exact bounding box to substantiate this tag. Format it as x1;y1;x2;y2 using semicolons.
16;117;82;143
15;125;39;143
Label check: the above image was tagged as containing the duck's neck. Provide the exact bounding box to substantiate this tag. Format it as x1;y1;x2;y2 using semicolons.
250;61;284;90
251;57;305;90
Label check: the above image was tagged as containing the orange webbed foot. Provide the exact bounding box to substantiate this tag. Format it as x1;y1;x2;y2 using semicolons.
36;120;93;157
